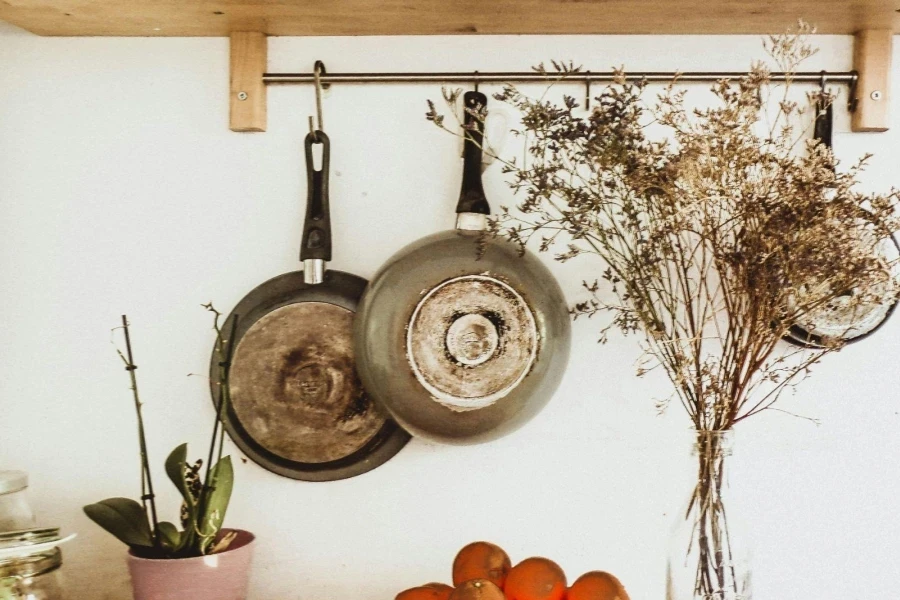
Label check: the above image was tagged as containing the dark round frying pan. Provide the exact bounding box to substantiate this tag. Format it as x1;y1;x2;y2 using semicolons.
784;97;900;348
353;91;571;445
210;130;410;481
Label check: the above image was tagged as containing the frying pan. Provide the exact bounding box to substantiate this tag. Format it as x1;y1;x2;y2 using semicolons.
209;130;410;480
784;97;900;348
353;91;571;444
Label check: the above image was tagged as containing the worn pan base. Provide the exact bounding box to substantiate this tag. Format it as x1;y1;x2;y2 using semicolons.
210;270;410;481
354;229;571;445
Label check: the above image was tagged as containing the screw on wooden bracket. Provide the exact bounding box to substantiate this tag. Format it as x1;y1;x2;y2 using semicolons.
870;90;883;101
229;31;267;132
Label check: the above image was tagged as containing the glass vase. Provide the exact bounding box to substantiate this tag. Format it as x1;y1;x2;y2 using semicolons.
666;430;751;600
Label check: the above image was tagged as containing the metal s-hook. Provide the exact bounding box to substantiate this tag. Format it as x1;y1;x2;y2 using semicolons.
847;70;860;113
473;70;479;92
309;60;327;140
585;70;591;110
814;69;834;151
818;70;828;112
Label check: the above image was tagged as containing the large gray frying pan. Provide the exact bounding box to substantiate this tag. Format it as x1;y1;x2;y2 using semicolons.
354;91;571;444
209;131;410;480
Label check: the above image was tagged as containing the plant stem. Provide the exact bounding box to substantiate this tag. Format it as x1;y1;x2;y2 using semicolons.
690;431;739;599
197;309;238;553
120;315;160;548
217;317;239;467
203;312;238;486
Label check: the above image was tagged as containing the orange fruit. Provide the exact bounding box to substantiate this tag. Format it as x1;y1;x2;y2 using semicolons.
567;572;630;600
396;583;454;600
448;579;506;600
504;557;567;600
451;541;512;588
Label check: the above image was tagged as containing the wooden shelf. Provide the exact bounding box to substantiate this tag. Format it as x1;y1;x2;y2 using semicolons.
1;1;899;37
3;2;892;133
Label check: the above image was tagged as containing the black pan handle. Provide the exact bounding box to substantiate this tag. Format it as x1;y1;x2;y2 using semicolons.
301;131;332;262
456;91;491;216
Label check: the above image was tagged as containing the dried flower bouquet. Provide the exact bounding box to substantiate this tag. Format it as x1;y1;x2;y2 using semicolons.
429;23;899;599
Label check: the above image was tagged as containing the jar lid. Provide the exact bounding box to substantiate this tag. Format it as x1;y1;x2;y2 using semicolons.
0;528;60;549
0;471;27;495
0;529;75;561
0;546;61;578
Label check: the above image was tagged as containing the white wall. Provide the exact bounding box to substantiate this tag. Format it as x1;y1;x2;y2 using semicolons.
1;21;899;600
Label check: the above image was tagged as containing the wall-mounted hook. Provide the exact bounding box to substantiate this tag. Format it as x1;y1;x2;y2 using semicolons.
315;60;329;89
474;70;479;92
585;71;591;110
847;70;860;114
812;70;833;149
310;60;327;140
814;93;834;151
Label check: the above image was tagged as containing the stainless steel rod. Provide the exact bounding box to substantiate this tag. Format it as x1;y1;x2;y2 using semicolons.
264;70;858;85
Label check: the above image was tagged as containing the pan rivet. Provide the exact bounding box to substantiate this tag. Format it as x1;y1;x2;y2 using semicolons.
237;91;249;101
870;90;883;101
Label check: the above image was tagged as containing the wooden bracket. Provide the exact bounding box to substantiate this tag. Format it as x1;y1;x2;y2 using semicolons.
230;32;267;132
852;29;892;132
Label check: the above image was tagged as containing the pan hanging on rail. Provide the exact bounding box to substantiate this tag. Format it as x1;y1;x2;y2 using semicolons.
209;72;409;480
353;91;571;445
784;90;900;348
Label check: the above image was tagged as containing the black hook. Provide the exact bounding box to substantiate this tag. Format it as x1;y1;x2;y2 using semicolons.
818;70;829;114
473;70;479;92
814;70;833;150
847;70;860;113
585;70;591;110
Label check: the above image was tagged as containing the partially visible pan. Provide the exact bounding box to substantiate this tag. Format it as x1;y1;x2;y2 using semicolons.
784;97;900;348
210;131;410;481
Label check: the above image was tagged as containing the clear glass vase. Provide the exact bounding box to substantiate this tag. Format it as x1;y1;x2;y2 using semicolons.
666;430;752;600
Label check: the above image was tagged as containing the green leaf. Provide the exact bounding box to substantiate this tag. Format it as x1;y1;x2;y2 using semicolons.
198;456;233;553
165;443;200;554
155;521;182;552
165;443;193;507
83;498;153;548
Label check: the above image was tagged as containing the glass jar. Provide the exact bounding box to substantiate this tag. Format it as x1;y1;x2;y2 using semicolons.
666;430;752;600
0;547;64;600
0;473;35;533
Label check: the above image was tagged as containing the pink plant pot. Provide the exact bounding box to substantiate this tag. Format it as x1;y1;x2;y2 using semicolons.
126;530;255;600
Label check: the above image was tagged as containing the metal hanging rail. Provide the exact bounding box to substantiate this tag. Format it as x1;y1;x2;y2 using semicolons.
265;69;860;111
264;70;858;86
229;34;892;131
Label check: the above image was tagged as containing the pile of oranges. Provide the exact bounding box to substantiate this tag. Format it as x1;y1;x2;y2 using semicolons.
395;542;630;600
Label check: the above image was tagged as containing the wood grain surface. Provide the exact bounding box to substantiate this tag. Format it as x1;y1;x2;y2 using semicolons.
229;31;266;132
1;0;898;37
852;29;893;131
